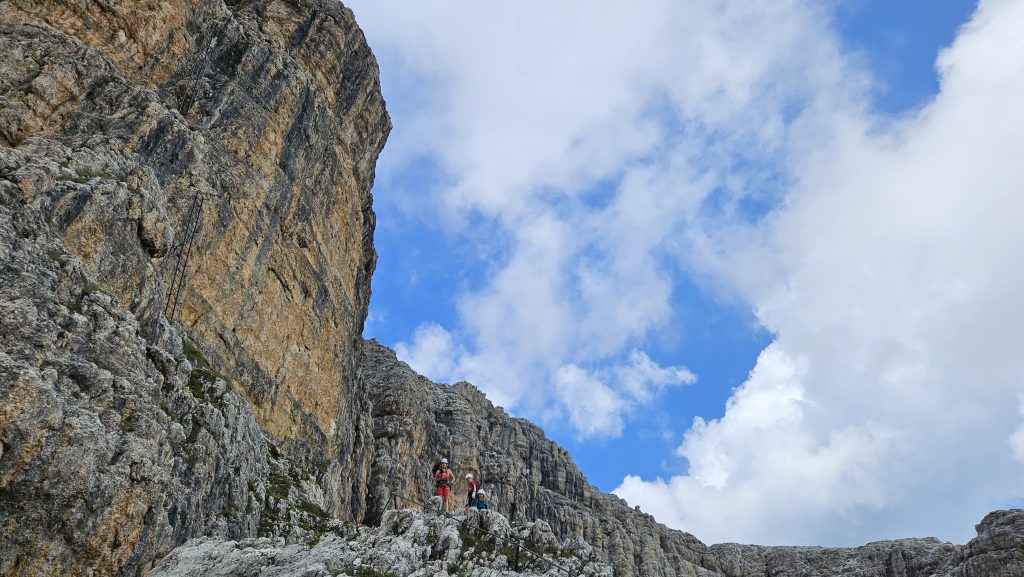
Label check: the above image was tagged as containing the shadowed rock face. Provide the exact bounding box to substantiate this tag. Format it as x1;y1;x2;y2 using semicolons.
1;1;1023;577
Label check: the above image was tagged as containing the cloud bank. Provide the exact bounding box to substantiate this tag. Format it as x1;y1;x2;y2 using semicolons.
349;0;1024;545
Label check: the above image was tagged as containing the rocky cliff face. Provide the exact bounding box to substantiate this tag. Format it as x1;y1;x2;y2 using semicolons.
1;0;388;522
1;0;385;574
1;1;1022;577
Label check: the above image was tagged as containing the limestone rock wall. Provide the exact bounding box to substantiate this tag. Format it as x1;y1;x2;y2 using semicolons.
0;0;389;522
1;0;387;574
150;505;617;577
0;153;272;576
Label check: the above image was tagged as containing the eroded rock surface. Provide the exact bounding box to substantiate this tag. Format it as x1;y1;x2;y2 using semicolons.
151;504;615;577
0;162;271;575
0;0;390;517
147;503;1024;577
1;0;386;574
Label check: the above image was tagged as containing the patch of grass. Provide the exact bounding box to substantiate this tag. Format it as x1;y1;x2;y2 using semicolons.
182;339;209;369
83;279;104;295
71;165;109;183
187;372;207;400
257;507;277;538
459;525;514;557
119;416;137;433
68;277;108;314
184;416;201;444
267;472;293;501
46;248;63;263
183;338;232;404
350;567;399;577
296;493;332;546
298;498;327;519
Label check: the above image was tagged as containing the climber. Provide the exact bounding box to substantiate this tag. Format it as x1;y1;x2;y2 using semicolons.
474;488;490;510
464;473;480;510
433;457;455;512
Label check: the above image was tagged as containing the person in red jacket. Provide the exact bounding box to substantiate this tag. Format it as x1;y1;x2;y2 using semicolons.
433;458;455;512
464;473;480;510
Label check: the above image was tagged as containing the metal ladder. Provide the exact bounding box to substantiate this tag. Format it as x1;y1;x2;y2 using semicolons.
163;194;204;322
162;14;225;323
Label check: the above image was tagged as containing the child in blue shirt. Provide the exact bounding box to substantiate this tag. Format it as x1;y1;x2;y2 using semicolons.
474;489;490;510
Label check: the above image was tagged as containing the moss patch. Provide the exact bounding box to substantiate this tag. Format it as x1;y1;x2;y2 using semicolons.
183;338;232;404
349;567;399;577
69;278;108;314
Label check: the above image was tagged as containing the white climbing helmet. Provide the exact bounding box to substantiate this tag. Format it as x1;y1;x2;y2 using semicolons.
476;489;486;496
441;458;448;464
466;473;473;479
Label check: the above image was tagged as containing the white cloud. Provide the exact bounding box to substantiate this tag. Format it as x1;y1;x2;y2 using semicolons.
393;323;461;383
352;0;1024;545
554;364;625;439
354;0;847;435
615;350;696;405
618;0;1024;545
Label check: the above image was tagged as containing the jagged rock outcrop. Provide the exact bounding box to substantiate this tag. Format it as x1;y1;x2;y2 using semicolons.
358;339;717;576
150;503;616;577
2;1;1023;577
710;509;1024;577
145;507;1024;577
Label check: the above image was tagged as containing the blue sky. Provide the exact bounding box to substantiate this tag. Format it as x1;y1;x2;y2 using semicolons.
349;0;1024;546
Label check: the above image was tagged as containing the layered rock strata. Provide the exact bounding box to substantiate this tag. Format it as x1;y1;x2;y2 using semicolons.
0;160;269;575
1;0;386;574
0;0;389;525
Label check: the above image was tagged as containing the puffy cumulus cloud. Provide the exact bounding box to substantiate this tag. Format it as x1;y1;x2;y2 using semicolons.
554;364;625;439
619;345;899;544
550;351;695;439
350;0;850;219
353;0;850;438
617;0;1024;545
393;323;462;384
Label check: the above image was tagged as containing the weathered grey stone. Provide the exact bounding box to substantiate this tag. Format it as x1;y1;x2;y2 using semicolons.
0;178;273;576
150;506;615;577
